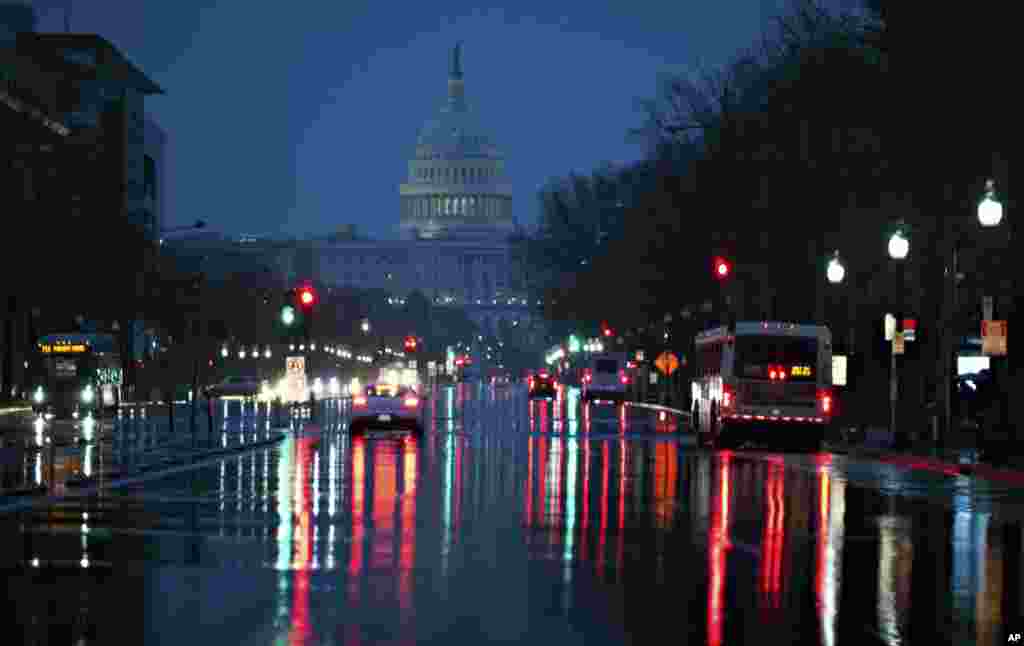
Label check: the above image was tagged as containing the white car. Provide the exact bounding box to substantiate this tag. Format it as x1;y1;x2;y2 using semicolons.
349;384;423;434
582;353;629;403
206;376;262;399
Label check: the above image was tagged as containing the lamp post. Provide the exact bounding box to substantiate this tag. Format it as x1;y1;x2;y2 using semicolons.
827;237;911;448
935;177;1012;450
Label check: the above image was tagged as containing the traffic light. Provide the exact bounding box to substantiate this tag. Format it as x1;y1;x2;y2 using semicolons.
298;286;315;309
404;335;418;353
601;322;613;338
292;285;316;343
713;256;731;280
280;305;296;326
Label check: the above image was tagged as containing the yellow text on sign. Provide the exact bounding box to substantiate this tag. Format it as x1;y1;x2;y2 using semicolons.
40;344;87;353
791;365;812;377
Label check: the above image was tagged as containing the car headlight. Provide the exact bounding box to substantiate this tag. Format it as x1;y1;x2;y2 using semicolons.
33;387;44;403
81;386;94;403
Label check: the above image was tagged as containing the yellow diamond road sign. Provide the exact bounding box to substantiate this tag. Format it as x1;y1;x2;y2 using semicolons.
655;352;679;375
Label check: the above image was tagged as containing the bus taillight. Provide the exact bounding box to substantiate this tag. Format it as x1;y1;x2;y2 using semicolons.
722;384;735;409
818;388;832;415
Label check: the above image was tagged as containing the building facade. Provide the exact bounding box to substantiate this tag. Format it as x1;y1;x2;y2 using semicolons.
164;44;534;339
312;43;528;337
397;42;514;242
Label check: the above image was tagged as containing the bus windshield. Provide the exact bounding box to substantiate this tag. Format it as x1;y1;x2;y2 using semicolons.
735;336;818;380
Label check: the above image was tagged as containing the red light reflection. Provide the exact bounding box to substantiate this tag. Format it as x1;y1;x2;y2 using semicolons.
525;435;534;528
815;465;830;637
581;439;591;562
536;436;547;527
708;454;731;646
399;438;418;617
616;439;626;581
597;440;609;581
372;442;396;570
348;437;366;601
760;462;785;614
653;442;678;529
289;436;317;646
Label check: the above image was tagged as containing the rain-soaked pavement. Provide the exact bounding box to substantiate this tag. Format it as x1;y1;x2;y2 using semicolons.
2;383;1023;645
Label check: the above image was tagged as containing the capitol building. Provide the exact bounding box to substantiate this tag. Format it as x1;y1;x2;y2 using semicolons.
169;43;532;338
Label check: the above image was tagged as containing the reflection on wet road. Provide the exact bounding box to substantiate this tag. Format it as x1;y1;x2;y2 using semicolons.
1;383;1021;644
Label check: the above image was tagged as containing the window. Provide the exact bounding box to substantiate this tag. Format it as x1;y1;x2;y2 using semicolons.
735;336;818;380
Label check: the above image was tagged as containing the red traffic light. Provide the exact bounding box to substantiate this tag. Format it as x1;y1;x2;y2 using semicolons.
298;287;315;307
404;335;417;351
713;256;731;279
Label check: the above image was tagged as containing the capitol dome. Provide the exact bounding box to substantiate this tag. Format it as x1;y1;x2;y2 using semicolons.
399;43;513;241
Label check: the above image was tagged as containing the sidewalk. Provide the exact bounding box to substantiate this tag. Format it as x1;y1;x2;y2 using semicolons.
826;424;1024;486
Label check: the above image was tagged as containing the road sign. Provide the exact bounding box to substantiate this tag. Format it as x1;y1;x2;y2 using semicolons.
902;318;916;342
655;351;679;375
892;331;905;355
832;355;848;386
284;356;307;402
982;320;1007;356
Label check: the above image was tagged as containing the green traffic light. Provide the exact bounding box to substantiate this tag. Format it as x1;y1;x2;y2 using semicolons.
281;305;296;326
568;335;581;353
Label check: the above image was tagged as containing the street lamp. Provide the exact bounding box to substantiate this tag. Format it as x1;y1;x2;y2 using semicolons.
221;346;228;358
888;230;909;260
826;251;846;284
361;319;371;334
977;179;1004;227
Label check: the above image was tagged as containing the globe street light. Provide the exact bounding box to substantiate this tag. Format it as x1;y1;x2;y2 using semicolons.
826;251;846;284
977;179;1004;227
888;230;909;260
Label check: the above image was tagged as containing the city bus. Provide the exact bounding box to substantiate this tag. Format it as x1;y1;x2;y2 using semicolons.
691;321;833;450
30;333;123;419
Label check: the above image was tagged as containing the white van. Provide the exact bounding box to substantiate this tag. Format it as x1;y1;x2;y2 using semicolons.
581;352;628;403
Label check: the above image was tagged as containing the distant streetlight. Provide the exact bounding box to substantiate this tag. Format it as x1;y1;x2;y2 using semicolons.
826;251;846;284
221;347;228;358
977;179;1004;227
888;230;909;260
361;319;371;334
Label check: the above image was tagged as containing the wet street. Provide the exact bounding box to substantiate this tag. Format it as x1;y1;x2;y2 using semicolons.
2;383;1023;645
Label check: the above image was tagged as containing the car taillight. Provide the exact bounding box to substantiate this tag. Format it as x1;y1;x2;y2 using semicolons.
818;388;832;415
353;396;367;406
528;377;534;389
404;397;418;407
722;384;735;409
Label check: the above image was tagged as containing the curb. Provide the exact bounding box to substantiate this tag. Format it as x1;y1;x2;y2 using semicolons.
626;401;689;417
837;445;1024;487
